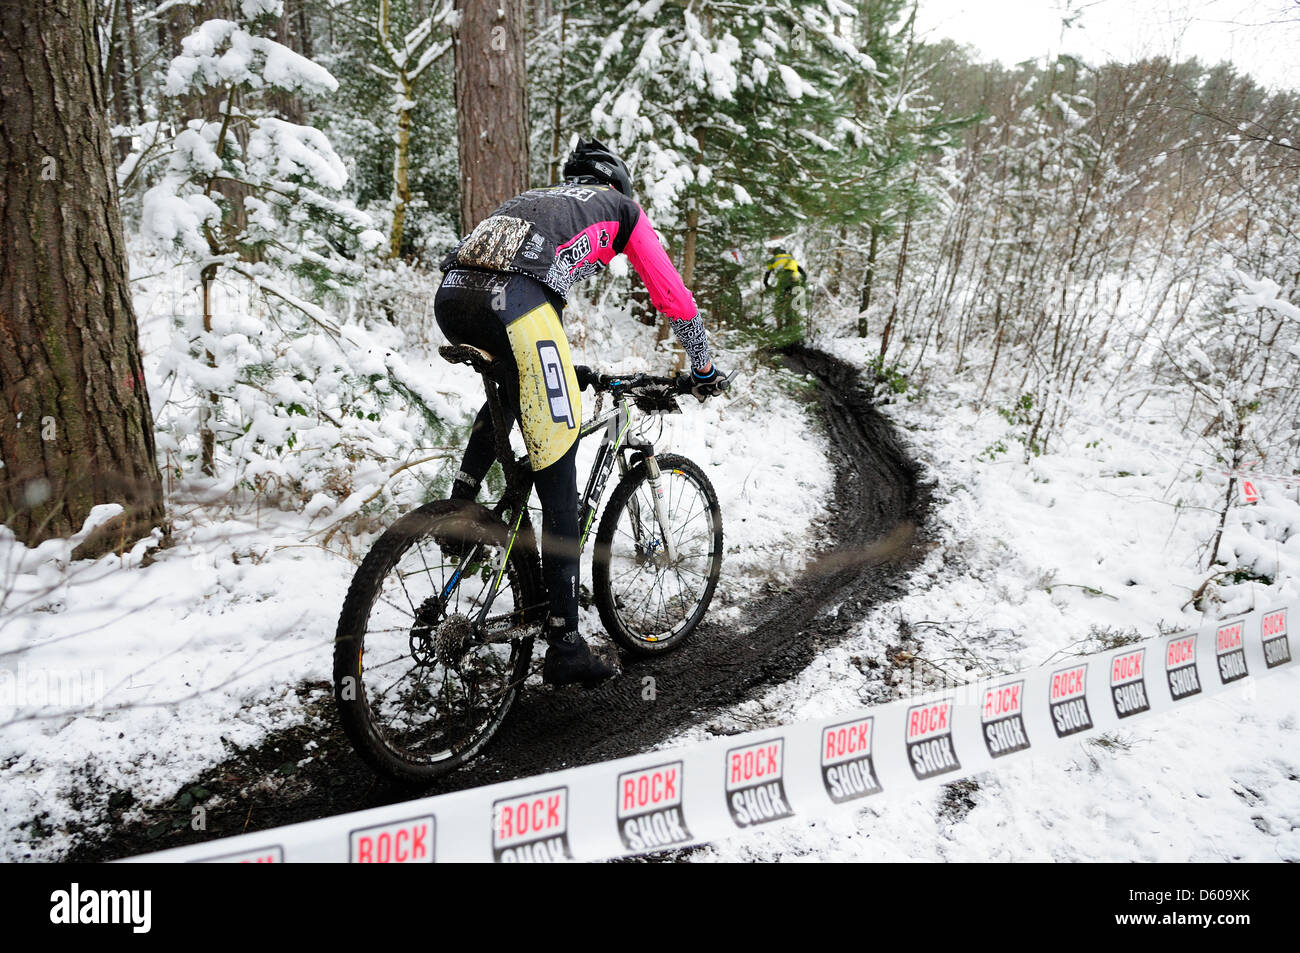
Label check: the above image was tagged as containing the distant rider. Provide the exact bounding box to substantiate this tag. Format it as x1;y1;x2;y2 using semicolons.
763;245;807;333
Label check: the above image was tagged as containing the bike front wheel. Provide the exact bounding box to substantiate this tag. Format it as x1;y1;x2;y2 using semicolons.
334;500;542;784
592;453;723;655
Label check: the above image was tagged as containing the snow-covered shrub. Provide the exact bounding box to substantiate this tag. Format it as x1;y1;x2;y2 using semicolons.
126;1;458;532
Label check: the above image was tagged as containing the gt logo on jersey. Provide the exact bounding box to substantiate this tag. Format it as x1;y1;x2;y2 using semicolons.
537;341;575;428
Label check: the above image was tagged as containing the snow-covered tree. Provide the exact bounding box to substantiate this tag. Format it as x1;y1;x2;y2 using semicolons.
140;1;383;291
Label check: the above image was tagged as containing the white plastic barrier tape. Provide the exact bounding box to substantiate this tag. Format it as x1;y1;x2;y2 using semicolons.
124;601;1296;863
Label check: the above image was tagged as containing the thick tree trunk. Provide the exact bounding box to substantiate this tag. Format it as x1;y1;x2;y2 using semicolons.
0;0;165;554
454;0;529;233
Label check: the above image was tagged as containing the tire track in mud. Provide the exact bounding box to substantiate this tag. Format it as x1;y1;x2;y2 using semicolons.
71;345;932;861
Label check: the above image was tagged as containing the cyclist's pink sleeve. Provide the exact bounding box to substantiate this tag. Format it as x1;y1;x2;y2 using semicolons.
624;208;698;321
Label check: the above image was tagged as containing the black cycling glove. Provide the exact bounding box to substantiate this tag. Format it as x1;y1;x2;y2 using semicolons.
574;364;597;391
689;365;730;402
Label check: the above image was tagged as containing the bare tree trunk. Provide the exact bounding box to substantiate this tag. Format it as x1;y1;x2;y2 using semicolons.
680;198;699;289
108;0;131;163
547;2;567;185
0;0;165;554
200;264;218;476
388;71;414;259
857;224;879;336
454;0;529;234
122;0;145;123
880;184;916;360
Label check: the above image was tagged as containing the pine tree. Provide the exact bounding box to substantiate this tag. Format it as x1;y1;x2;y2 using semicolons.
0;0;165;554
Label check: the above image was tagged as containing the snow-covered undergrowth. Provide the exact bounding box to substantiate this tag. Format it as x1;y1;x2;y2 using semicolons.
678;333;1300;862
0;265;830;861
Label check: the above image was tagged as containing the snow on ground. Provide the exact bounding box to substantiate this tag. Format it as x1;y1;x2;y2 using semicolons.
4;257;1297;863
0;273;830;861
675;334;1300;862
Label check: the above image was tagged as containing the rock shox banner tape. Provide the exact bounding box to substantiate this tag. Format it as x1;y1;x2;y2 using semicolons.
124;600;1297;863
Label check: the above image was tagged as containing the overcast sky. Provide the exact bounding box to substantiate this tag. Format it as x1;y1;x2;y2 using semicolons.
914;0;1300;92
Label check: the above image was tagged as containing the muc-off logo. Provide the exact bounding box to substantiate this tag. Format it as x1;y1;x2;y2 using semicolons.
1165;634;1201;701
1110;648;1150;718
981;681;1030;758
556;233;592;273
820;717;881;803
349;815;434;863
725;739;793;827
617;762;691;851
1216;620;1249;683
536;342;575;428
1261;607;1292;668
906;699;960;780
1049;664;1092;737
492;786;570;862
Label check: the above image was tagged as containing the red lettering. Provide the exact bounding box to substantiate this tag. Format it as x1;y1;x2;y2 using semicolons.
411;824;427;860
826;721;870;759
732;745;781;781
1167;638;1194;666
1263;611;1286;637
984;687;1020;718
624;767;680;809
357;839;372;863
546;795;560;828
1217;624;1243;651
910;705;950;738
500;805;514;840
1052;668;1085;700
1112;653;1142;682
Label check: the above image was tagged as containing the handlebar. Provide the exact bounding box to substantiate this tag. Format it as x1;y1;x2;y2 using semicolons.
576;366;732;399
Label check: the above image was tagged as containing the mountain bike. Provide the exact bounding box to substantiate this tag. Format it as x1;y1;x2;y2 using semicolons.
334;343;727;783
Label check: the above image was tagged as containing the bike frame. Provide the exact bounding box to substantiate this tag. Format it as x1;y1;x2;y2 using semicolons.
461;371;676;641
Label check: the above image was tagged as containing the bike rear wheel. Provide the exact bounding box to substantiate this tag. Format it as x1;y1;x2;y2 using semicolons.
592;453;723;655
334;500;541;783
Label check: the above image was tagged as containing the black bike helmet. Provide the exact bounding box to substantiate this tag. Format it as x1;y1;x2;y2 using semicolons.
563;137;634;197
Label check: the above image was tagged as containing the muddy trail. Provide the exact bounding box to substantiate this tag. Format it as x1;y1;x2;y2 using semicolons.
70;344;932;862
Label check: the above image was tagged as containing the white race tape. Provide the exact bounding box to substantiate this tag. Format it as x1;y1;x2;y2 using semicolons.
123;601;1297;863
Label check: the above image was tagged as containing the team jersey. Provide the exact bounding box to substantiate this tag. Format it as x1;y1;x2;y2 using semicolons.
439;183;712;371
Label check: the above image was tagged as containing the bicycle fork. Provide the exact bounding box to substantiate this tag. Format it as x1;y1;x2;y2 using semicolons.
641;455;679;564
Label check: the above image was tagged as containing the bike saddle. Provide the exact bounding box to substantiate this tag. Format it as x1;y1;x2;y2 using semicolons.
439;344;497;374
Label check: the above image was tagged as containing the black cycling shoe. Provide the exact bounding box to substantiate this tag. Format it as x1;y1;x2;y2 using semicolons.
543;632;619;688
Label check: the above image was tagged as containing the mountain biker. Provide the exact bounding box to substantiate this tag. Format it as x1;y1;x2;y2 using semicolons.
434;138;728;688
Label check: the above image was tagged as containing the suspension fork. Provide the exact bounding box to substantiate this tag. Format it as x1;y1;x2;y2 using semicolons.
642;453;679;564
621;429;677;565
